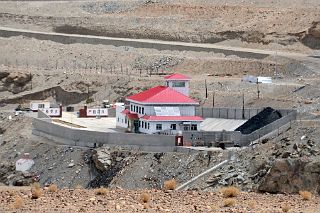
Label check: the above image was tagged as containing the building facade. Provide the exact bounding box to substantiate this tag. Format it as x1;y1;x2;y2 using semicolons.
116;73;203;134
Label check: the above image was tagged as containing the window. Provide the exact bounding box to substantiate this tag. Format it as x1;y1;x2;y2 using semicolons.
134;105;136;112
191;124;198;131
156;124;162;130
117;117;119;122
141;121;144;128
184;125;190;131
125;117;127;124
139;107;141;114
130;105;133;111
38;104;45;109
148;123;150;129
172;81;185;87
145;122;147;129
170;124;176;130
142;107;144;114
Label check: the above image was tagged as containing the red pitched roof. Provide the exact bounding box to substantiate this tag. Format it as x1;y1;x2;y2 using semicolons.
126;86;198;104
121;109;139;120
141;115;203;121
164;73;191;80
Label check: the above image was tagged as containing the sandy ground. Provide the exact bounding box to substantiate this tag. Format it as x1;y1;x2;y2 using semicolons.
0;186;320;213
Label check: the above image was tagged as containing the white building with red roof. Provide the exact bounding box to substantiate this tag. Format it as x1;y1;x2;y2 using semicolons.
116;73;203;134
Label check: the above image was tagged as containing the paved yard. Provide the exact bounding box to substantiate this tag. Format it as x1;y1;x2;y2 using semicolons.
54;112;119;132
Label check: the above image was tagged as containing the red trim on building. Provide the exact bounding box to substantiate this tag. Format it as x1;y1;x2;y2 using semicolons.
140;115;203;121
164;73;191;80
121;109;139;120
126;86;198;104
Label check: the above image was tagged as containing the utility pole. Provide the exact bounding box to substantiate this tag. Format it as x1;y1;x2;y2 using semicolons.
242;93;245;119
212;92;215;107
256;78;260;99
205;80;208;99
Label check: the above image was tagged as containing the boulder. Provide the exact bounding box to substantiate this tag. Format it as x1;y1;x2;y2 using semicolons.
0;71;9;80
309;22;320;38
92;148;112;172
258;158;320;194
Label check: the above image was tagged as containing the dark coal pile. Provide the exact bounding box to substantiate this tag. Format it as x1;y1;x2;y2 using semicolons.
235;107;282;134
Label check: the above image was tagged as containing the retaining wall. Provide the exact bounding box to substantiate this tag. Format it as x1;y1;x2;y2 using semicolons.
0;28;269;59
32;118;176;150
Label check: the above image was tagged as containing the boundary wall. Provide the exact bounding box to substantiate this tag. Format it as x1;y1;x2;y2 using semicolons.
32;118;176;151
190;107;297;147
196;107;293;120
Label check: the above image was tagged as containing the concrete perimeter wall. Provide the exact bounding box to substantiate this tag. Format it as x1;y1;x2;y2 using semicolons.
32;118;176;151
193;107;297;147
238;110;297;146
196;107;294;120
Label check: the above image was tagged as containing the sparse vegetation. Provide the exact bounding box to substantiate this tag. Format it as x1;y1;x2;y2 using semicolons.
220;186;240;198
48;184;58;193
299;191;312;200
75;185;83;190
32;182;41;190
248;200;257;209
223;198;236;207
282;204;290;212
95;187;108;195
31;188;42;199
140;193;151;204
164;179;177;190
12;195;24;209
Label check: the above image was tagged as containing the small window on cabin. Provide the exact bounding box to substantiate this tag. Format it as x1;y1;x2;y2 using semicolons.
38;104;45;109
148;123;150;129
141;121;144;128
130;105;133;111
191;124;198;131
125;117;127;124
156;124;162;130
170;124;176;130
172;81;185;87
139;107;141;114
117;117;120;122
142;107;144;114
139;121;141;127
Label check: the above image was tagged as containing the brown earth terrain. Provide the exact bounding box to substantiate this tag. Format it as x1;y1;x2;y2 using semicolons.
0;186;320;213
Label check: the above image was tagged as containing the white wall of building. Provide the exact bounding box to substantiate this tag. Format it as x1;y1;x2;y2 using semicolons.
30;102;50;111
39;108;60;116
129;102;196;116
87;108;108;116
138;120;201;134
166;80;190;96
116;105;128;128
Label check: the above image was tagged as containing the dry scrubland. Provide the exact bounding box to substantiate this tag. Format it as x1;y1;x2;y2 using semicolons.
0;186;320;213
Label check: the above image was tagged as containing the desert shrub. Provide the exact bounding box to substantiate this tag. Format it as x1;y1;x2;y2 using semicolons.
48;184;58;193
299;191;312;200
223;198;236;207
220;186;240;198
282;204;290;212
248;200;256;209
32;182;41;190
31;188;42;199
12;195;24;209
140;193;151;204
95;187;108;195
164;179;177;190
